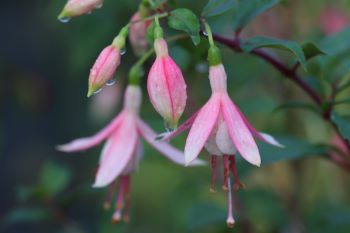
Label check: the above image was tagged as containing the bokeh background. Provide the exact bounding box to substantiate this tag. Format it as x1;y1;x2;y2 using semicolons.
1;0;350;232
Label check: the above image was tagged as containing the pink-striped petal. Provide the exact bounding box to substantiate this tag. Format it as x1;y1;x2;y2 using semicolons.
93;115;138;187
57;111;126;152
184;95;221;166
137;119;205;166
221;95;261;166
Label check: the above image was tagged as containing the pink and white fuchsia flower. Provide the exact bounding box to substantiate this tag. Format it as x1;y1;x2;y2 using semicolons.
147;37;187;129
58;0;104;20
58;85;204;223
162;63;283;227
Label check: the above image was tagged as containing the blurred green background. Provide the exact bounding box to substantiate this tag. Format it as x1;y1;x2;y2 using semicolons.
1;0;350;232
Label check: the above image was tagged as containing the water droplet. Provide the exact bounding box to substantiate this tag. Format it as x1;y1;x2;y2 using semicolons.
196;62;208;73
93;88;103;95
87;11;92;15
106;78;116;86
120;48;126;55
203;30;208;36
58;16;71;23
95;3;103;9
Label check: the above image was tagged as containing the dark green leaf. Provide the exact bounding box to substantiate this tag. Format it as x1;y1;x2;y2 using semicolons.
3;207;49;226
331;113;350;142
274;101;320;114
318;27;350;55
302;42;326;60
231;0;280;31
146;22;156;45
242;36;307;70
202;0;235;17
259;135;327;165
148;0;167;9
168;9;200;45
40;162;71;197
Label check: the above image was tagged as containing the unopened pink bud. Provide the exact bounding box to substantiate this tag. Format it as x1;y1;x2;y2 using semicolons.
147;38;187;129
58;0;103;20
87;45;120;97
129;13;151;56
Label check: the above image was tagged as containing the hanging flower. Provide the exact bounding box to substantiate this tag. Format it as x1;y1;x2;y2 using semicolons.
58;0;104;21
58;85;204;223
147;25;187;129
129;12;151;56
87;27;128;97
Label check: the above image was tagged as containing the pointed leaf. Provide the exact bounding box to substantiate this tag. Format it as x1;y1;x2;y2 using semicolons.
331;113;350;143
202;0;235;17
168;8;200;45
302;42;326;60
242;36;307;70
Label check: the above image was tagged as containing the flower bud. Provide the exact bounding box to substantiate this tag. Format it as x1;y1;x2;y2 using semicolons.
87;45;120;97
147;38;187;129
58;0;104;20
129;13;151;56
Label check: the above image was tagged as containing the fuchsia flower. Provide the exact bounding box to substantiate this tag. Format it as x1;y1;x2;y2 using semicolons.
87;27;128;97
129;12;151;56
162;62;283;227
320;7;349;35
147;37;187;129
58;85;204;222
58;0;104;20
87;45;121;97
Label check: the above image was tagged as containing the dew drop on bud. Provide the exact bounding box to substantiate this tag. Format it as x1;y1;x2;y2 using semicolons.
203;30;208;36
120;48;126;55
95;3;103;9
106;78;116;86
58;17;71;23
93;88;103;95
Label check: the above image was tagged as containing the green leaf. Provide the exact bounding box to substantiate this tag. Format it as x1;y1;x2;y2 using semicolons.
3;207;49;226
259;135;327;165
331;113;350;143
302;42;326;60
231;0;280;31
318;27;350;55
274;101;320;114
242;36;307;70
40;162;71;197
202;0;235;17
148;0;167;9
146;22;156;45
168;9;200;45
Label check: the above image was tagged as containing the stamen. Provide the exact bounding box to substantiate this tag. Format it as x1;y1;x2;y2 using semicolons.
226;177;235;228
210;155;218;192
112;209;122;224
229;156;245;190
222;155;229;191
103;181;116;210
116;176;127;210
123;176;131;222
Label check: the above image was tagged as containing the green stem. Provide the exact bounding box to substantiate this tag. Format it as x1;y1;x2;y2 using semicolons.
203;20;215;47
